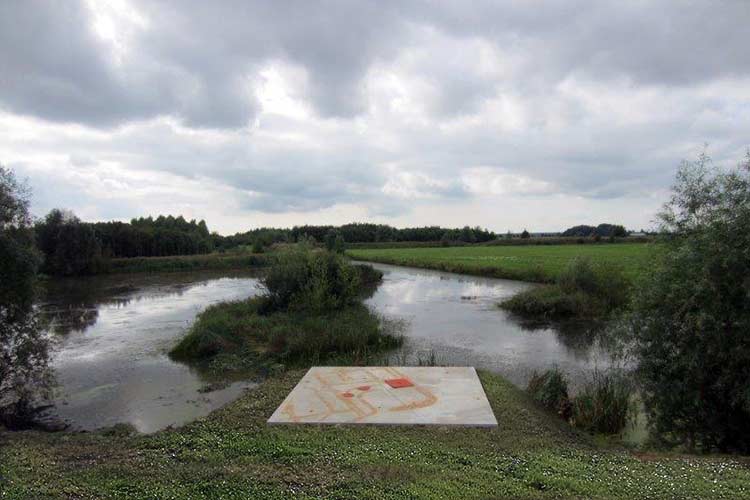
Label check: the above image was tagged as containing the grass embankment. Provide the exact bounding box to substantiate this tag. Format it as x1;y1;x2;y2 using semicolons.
2;369;749;499
347;243;651;284
170;250;402;371
106;252;270;274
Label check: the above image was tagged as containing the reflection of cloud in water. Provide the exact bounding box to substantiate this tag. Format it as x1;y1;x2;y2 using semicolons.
39;271;261;432
367;263;619;390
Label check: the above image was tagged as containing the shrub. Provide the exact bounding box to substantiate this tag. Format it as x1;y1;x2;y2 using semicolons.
557;257;629;310
527;367;572;419
630;151;750;452
261;247;361;314
572;370;634;434
352;263;383;287
501;286;588;320
500;257;630;320
252;239;265;253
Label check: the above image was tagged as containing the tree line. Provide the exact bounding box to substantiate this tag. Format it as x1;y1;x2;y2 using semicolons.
218;223;498;251
34;210;216;276
561;223;627;238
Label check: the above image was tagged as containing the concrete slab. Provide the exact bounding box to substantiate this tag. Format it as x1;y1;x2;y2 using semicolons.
268;366;497;427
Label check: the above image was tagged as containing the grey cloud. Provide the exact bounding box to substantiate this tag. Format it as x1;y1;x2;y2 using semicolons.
1;0;749;230
406;0;750;86
2;1;749;129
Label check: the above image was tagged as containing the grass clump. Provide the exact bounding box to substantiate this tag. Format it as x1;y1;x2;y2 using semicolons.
527;367;572;420
528;367;635;436
170;247;399;369
500;257;630;320
572;370;634;434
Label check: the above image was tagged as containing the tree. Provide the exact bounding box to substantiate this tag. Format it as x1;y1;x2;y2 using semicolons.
630;151;750;452
36;209;105;275
521;229;530;239
0;166;53;425
333;233;346;254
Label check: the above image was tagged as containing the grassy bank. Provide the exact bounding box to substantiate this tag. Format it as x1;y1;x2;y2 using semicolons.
348;243;652;283
105;252;270;274
2;369;749;499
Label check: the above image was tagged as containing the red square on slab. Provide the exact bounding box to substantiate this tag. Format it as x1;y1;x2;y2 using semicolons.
385;377;414;389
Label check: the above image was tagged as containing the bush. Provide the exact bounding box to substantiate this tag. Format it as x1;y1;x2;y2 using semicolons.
500;286;588;320
527;367;572;419
557;257;629;310
261;247;361;314
500;257;630;320
630;152;750;452
571;371;634;434
1;166;53;427
352;263;383;287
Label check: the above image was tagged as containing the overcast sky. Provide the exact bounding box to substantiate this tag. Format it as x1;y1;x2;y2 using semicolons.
1;1;748;234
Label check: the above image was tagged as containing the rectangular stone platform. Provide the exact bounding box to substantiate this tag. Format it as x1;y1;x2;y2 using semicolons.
268;366;497;427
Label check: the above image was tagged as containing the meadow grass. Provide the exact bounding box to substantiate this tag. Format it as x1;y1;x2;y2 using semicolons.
2;369;749;499
347;243;653;284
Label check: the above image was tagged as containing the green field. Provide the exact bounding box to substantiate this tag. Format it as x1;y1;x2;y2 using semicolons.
3;369;748;499
347;243;653;283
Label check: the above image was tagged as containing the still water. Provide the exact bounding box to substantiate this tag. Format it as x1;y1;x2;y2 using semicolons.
40;271;262;432
366;263;615;389
40;264;616;432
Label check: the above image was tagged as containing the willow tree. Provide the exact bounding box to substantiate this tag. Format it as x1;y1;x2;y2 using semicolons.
0;166;53;426
631;151;750;452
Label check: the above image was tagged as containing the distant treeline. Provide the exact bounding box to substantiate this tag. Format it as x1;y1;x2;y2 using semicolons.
93;216;215;257
218;223;497;250
33;209;636;276
561;224;627;238
35;210;217;275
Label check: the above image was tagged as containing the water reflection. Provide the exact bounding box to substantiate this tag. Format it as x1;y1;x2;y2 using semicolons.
39;271;262;433
365;263;618;390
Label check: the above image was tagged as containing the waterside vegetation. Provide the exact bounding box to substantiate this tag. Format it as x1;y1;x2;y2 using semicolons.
170;247;402;371
499;257;631;320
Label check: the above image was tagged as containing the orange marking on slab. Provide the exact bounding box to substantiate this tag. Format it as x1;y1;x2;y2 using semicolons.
357;385;371;391
341;392;354;398
389;386;438;412
385;377;414;389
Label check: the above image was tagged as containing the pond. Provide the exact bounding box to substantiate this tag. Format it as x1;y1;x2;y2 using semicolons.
39;263;618;432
